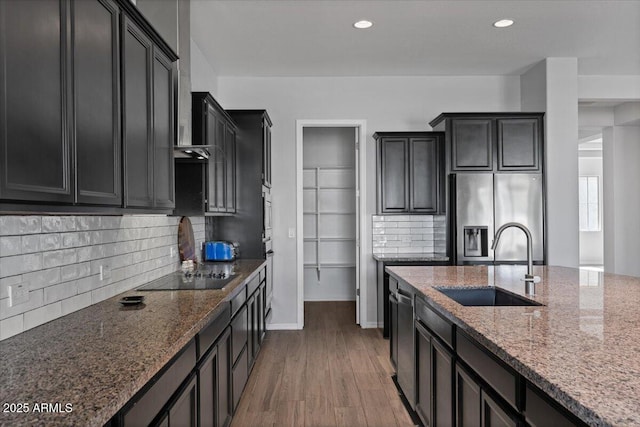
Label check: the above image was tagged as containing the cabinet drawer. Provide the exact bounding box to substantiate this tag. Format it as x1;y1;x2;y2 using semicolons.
123;339;196;426
415;297;453;348
197;304;230;359
456;332;518;410
230;286;246;317
232;345;249;412
231;305;248;363
525;384;581;427
247;274;260;296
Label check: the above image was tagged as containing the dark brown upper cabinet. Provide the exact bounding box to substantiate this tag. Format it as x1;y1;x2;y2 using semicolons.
122;17;176;210
74;0;122;206
176;92;236;215
122;16;153;208
374;132;445;214
450;118;494;171
429;113;544;173
0;0;177;212
496;117;541;171
151;47;176;209
0;0;73;204
0;0;122;205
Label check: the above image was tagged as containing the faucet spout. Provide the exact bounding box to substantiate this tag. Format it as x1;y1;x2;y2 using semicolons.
491;222;534;278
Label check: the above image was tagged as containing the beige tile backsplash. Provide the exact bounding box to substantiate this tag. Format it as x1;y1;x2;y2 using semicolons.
372;215;446;254
0;215;205;340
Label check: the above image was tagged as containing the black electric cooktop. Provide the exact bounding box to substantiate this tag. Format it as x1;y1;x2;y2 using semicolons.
137;270;235;291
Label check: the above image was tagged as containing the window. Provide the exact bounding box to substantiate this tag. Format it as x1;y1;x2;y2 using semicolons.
579;176;600;231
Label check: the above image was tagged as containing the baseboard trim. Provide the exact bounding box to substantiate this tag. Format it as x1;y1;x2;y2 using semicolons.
360;321;379;329
267;323;302;330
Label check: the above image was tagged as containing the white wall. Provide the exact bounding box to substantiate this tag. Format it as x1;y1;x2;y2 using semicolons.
603;126;640;276
521;58;580;268
216;75;521;328
579;156;604;265
579;75;640;101
190;38;219;97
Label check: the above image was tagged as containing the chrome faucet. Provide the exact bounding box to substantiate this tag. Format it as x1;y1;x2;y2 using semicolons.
491;222;539;295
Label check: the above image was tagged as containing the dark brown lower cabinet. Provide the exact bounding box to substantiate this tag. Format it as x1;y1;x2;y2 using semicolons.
199;327;232;427
217;329;232;427
456;364;482;427
258;281;266;343
415;322;432;425
122;340;196;427
247;293;258;366
416;322;454;427
481;390;517;427
524;384;581;427
433;339;455;426
162;373;198;427
455;363;519;427
231;304;249;413
232;346;248;413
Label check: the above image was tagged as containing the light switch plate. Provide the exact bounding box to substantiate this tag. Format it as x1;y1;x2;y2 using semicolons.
288;228;296;238
8;282;29;307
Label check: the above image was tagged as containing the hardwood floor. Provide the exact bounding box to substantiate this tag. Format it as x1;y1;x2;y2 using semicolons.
231;301;415;427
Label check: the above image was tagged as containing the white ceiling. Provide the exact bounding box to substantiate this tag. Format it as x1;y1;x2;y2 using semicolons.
190;0;640;77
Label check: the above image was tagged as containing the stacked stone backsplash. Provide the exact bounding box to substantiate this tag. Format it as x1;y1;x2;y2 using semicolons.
0;215;205;340
372;215;446;254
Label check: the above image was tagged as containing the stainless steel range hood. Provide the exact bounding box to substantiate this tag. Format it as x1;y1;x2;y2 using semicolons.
174;145;212;160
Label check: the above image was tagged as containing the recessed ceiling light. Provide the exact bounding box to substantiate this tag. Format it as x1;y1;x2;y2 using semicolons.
353;20;373;29
493;19;514;28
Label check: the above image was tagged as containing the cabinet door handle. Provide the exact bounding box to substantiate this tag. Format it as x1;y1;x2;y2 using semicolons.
396;292;413;306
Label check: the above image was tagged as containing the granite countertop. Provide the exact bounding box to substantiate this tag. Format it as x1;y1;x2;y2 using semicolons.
372;252;449;262
0;259;266;427
386;265;640;427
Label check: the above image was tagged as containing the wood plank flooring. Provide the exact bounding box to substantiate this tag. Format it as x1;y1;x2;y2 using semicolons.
230;301;415;427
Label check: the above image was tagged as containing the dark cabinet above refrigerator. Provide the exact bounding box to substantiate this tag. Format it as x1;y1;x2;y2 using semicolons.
429;113;544;173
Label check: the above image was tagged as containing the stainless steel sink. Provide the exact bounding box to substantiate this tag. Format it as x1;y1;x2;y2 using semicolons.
435;287;543;307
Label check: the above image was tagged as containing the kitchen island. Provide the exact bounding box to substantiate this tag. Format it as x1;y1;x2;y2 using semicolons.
386;264;640;427
0;259;266;427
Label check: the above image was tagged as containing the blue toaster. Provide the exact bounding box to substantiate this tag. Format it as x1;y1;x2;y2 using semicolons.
203;241;236;261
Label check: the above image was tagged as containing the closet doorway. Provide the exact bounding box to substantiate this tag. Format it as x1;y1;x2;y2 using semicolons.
296;120;367;328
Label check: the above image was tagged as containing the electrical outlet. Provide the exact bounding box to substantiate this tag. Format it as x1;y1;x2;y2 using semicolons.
99;265;112;281
288;228;296;238
8;282;29;307
170;247;175;258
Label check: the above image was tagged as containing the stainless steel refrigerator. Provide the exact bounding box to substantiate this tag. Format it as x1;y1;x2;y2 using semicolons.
452;173;544;264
